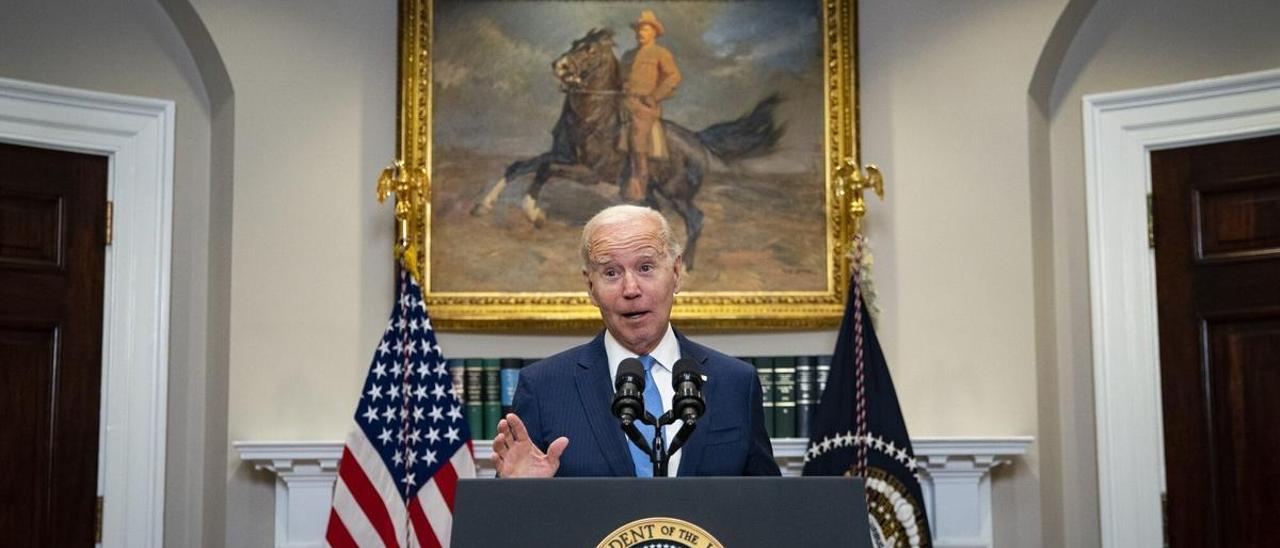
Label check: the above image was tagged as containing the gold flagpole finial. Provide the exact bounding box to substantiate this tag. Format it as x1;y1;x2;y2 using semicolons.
835;158;885;315
377;158;430;279
835;158;884;237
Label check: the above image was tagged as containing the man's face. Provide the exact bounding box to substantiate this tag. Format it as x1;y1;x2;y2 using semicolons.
635;24;657;46
584;217;681;355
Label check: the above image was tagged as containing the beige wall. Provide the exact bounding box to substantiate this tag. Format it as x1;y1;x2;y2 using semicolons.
185;1;400;545
1035;0;1280;546
859;2;1070;545
0;1;219;545
199;1;1056;543
6;0;1280;545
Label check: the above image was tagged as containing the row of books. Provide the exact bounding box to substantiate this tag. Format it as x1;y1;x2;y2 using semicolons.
446;355;834;441
739;356;832;440
444;359;530;442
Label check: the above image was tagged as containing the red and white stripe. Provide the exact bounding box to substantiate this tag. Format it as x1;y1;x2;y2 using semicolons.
325;425;476;548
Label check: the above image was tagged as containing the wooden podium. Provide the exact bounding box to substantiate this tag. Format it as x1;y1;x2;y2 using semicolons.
453;477;871;547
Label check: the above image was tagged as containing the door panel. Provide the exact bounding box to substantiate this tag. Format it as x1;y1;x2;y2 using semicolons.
0;142;107;547
0;324;57;545
1153;133;1280;547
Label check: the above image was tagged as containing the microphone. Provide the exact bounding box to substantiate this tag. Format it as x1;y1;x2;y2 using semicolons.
671;358;705;423
611;357;646;426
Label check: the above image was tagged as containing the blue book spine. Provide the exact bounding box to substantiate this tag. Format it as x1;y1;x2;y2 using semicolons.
499;358;523;416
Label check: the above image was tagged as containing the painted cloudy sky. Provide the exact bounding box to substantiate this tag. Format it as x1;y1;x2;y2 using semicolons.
431;0;825;169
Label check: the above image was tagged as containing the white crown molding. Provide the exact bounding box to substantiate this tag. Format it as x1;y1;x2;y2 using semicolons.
235;436;1031;548
1082;67;1280;548
0;77;175;548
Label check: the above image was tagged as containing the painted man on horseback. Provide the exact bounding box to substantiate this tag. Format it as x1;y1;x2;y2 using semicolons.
470;22;784;271
621;10;682;202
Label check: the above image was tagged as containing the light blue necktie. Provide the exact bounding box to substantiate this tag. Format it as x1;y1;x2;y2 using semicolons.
629;354;666;477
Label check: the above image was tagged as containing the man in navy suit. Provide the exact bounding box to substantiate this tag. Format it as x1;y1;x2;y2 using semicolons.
492;205;779;477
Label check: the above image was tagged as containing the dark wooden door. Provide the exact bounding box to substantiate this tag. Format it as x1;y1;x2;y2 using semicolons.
0;142;108;546
1153;133;1280;547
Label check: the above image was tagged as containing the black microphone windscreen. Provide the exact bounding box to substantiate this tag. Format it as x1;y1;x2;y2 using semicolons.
617;357;646;389
672;358;702;385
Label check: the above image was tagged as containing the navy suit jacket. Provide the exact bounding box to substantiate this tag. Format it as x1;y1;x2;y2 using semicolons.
512;331;780;477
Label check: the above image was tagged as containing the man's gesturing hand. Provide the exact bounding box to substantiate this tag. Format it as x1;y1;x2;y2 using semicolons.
492;413;569;478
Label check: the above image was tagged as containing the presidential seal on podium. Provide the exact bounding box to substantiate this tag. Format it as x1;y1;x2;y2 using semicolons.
597;517;725;548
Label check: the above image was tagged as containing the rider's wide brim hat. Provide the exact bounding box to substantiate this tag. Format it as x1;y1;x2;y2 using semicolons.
631;10;666;36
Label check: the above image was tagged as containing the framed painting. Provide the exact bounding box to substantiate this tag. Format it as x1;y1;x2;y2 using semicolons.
398;0;860;331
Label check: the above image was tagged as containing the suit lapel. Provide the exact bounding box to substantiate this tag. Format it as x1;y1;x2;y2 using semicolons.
675;332;714;477
574;333;635;477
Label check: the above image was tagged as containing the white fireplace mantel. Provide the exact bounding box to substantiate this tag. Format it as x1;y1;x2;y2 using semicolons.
235;436;1031;548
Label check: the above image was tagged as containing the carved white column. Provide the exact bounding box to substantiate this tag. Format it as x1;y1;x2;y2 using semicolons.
915;438;1030;548
234;442;341;548
235;436;1031;548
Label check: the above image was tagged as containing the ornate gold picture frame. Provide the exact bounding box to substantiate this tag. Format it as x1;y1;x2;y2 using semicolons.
397;0;860;331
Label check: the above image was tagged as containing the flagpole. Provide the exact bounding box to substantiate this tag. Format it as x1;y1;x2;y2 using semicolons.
835;158;883;478
371;5;432;544
807;162;931;545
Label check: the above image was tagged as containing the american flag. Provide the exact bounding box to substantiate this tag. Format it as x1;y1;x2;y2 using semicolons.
326;267;476;547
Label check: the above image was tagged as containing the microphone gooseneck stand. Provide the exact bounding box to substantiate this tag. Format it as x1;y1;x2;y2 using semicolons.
616;411;694;477
630;403;704;477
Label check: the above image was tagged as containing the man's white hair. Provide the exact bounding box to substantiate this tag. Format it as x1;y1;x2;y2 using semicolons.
580;205;682;269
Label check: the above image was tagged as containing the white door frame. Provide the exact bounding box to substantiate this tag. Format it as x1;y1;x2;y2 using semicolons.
0;77;173;547
1083;68;1280;547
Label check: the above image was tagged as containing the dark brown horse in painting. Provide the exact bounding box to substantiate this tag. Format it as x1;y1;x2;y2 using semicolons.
471;28;783;270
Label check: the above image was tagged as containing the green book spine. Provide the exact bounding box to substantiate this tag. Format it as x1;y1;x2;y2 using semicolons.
482;358;501;440
464;359;485;440
795;355;816;439
754;357;776;438
773;356;796;438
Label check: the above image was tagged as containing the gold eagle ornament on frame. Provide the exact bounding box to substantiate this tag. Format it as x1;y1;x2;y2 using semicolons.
391;0;867;331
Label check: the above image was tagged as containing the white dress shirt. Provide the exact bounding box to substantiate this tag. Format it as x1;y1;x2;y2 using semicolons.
604;324;684;476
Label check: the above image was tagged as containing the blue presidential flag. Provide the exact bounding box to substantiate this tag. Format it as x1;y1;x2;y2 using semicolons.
803;269;931;548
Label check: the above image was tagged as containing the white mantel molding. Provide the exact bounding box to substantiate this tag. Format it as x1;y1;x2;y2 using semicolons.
235;436;1030;548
